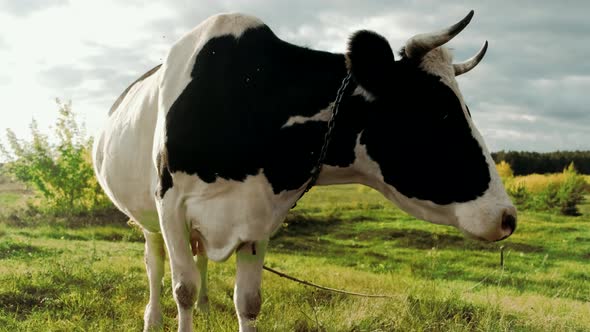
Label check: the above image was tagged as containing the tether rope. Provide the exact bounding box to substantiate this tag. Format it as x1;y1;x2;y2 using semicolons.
263;265;394;298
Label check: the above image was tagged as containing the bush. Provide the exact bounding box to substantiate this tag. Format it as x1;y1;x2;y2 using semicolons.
532;183;560;213
0;100;113;216
510;173;568;194
583;175;590;192
556;164;586;216
507;183;531;209
504;162;587;216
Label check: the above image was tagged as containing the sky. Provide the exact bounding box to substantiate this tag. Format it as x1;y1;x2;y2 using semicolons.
0;0;588;153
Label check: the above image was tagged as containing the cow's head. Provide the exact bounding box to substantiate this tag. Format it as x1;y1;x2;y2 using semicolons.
346;10;516;241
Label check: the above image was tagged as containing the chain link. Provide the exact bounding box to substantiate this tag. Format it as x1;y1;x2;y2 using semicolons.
293;72;353;207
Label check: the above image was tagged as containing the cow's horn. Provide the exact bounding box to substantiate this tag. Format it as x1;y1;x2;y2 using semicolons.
454;41;488;76
405;10;474;59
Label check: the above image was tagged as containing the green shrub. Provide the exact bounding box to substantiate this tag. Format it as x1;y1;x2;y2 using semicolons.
532;183;560;213
556;164;586;216
0;100;112;216
507;183;531;210
507;163;587;216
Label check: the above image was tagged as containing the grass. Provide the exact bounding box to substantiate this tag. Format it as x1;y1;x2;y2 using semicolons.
1;185;589;331
0;182;31;214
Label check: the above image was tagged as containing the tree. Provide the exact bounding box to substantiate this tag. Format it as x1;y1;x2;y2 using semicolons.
0;100;111;215
491;150;590;175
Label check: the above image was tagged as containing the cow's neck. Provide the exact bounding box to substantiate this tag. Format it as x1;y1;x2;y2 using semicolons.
313;82;374;188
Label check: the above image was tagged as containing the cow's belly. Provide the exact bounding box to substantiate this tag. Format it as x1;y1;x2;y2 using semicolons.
171;172;301;262
93;74;160;232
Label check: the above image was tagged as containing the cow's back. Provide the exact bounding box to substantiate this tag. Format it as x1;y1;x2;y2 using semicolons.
93;66;161;231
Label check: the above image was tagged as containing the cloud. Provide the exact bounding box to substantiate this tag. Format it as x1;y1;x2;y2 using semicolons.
42;41;166;104
0;0;69;16
38;65;86;89
0;0;589;153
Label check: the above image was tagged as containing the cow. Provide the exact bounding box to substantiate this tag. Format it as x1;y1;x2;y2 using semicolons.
93;10;516;332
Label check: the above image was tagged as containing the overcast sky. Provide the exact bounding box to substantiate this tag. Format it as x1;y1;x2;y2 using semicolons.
0;0;588;153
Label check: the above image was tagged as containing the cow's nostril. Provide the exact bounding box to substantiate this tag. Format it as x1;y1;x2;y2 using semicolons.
501;211;517;235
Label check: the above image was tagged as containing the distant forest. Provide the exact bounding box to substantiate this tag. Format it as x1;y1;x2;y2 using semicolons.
3;151;590;177
492;151;590;175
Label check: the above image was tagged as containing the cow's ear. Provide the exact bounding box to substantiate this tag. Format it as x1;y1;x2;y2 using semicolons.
346;30;395;97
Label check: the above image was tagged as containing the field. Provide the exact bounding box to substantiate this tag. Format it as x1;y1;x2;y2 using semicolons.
1;184;589;331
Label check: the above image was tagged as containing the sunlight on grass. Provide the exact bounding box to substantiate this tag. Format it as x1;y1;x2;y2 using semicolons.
0;184;589;331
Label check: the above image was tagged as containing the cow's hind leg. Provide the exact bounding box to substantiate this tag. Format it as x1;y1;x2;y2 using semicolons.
143;230;166;331
234;240;268;332
157;188;199;332
190;231;209;312
195;254;209;312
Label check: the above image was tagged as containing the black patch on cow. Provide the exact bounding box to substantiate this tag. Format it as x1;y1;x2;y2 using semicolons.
163;25;490;203
109;64;161;116
156;150;173;198
323;92;370;167
165;25;349;193
347;30;395;97
360;58;490;204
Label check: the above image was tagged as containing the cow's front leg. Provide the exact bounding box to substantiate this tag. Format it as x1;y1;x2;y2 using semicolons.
234;240;268;332
157;189;199;332
143;230;166;331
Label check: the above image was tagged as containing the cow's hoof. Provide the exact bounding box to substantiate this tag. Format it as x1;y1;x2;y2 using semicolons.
143;304;163;331
196;295;210;313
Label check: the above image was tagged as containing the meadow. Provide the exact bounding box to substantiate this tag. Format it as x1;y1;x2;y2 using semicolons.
1;181;589;331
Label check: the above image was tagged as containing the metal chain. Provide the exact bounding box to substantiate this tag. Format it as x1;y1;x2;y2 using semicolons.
293;72;353;207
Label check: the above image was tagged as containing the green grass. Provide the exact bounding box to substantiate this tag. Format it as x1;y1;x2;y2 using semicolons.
579;195;590;216
1;185;589;331
0;182;33;216
0;192;21;206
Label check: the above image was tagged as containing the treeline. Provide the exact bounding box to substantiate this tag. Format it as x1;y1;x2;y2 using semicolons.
492;151;590;175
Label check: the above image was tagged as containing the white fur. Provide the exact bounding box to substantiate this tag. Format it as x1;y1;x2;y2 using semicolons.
281;105;332;128
93;13;311;331
92;66;161;232
93;15;514;331
419;47;467;119
171;170;298;262
352;85;376;102
413;46;513;239
319;129;513;241
143;230;165;330
318;134;457;226
158;13;264;118
234;240;267;331
317;47;514;241
281;87;375;130
156;185;199;331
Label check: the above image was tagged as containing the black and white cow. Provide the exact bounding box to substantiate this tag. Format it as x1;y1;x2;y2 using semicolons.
93;11;516;332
